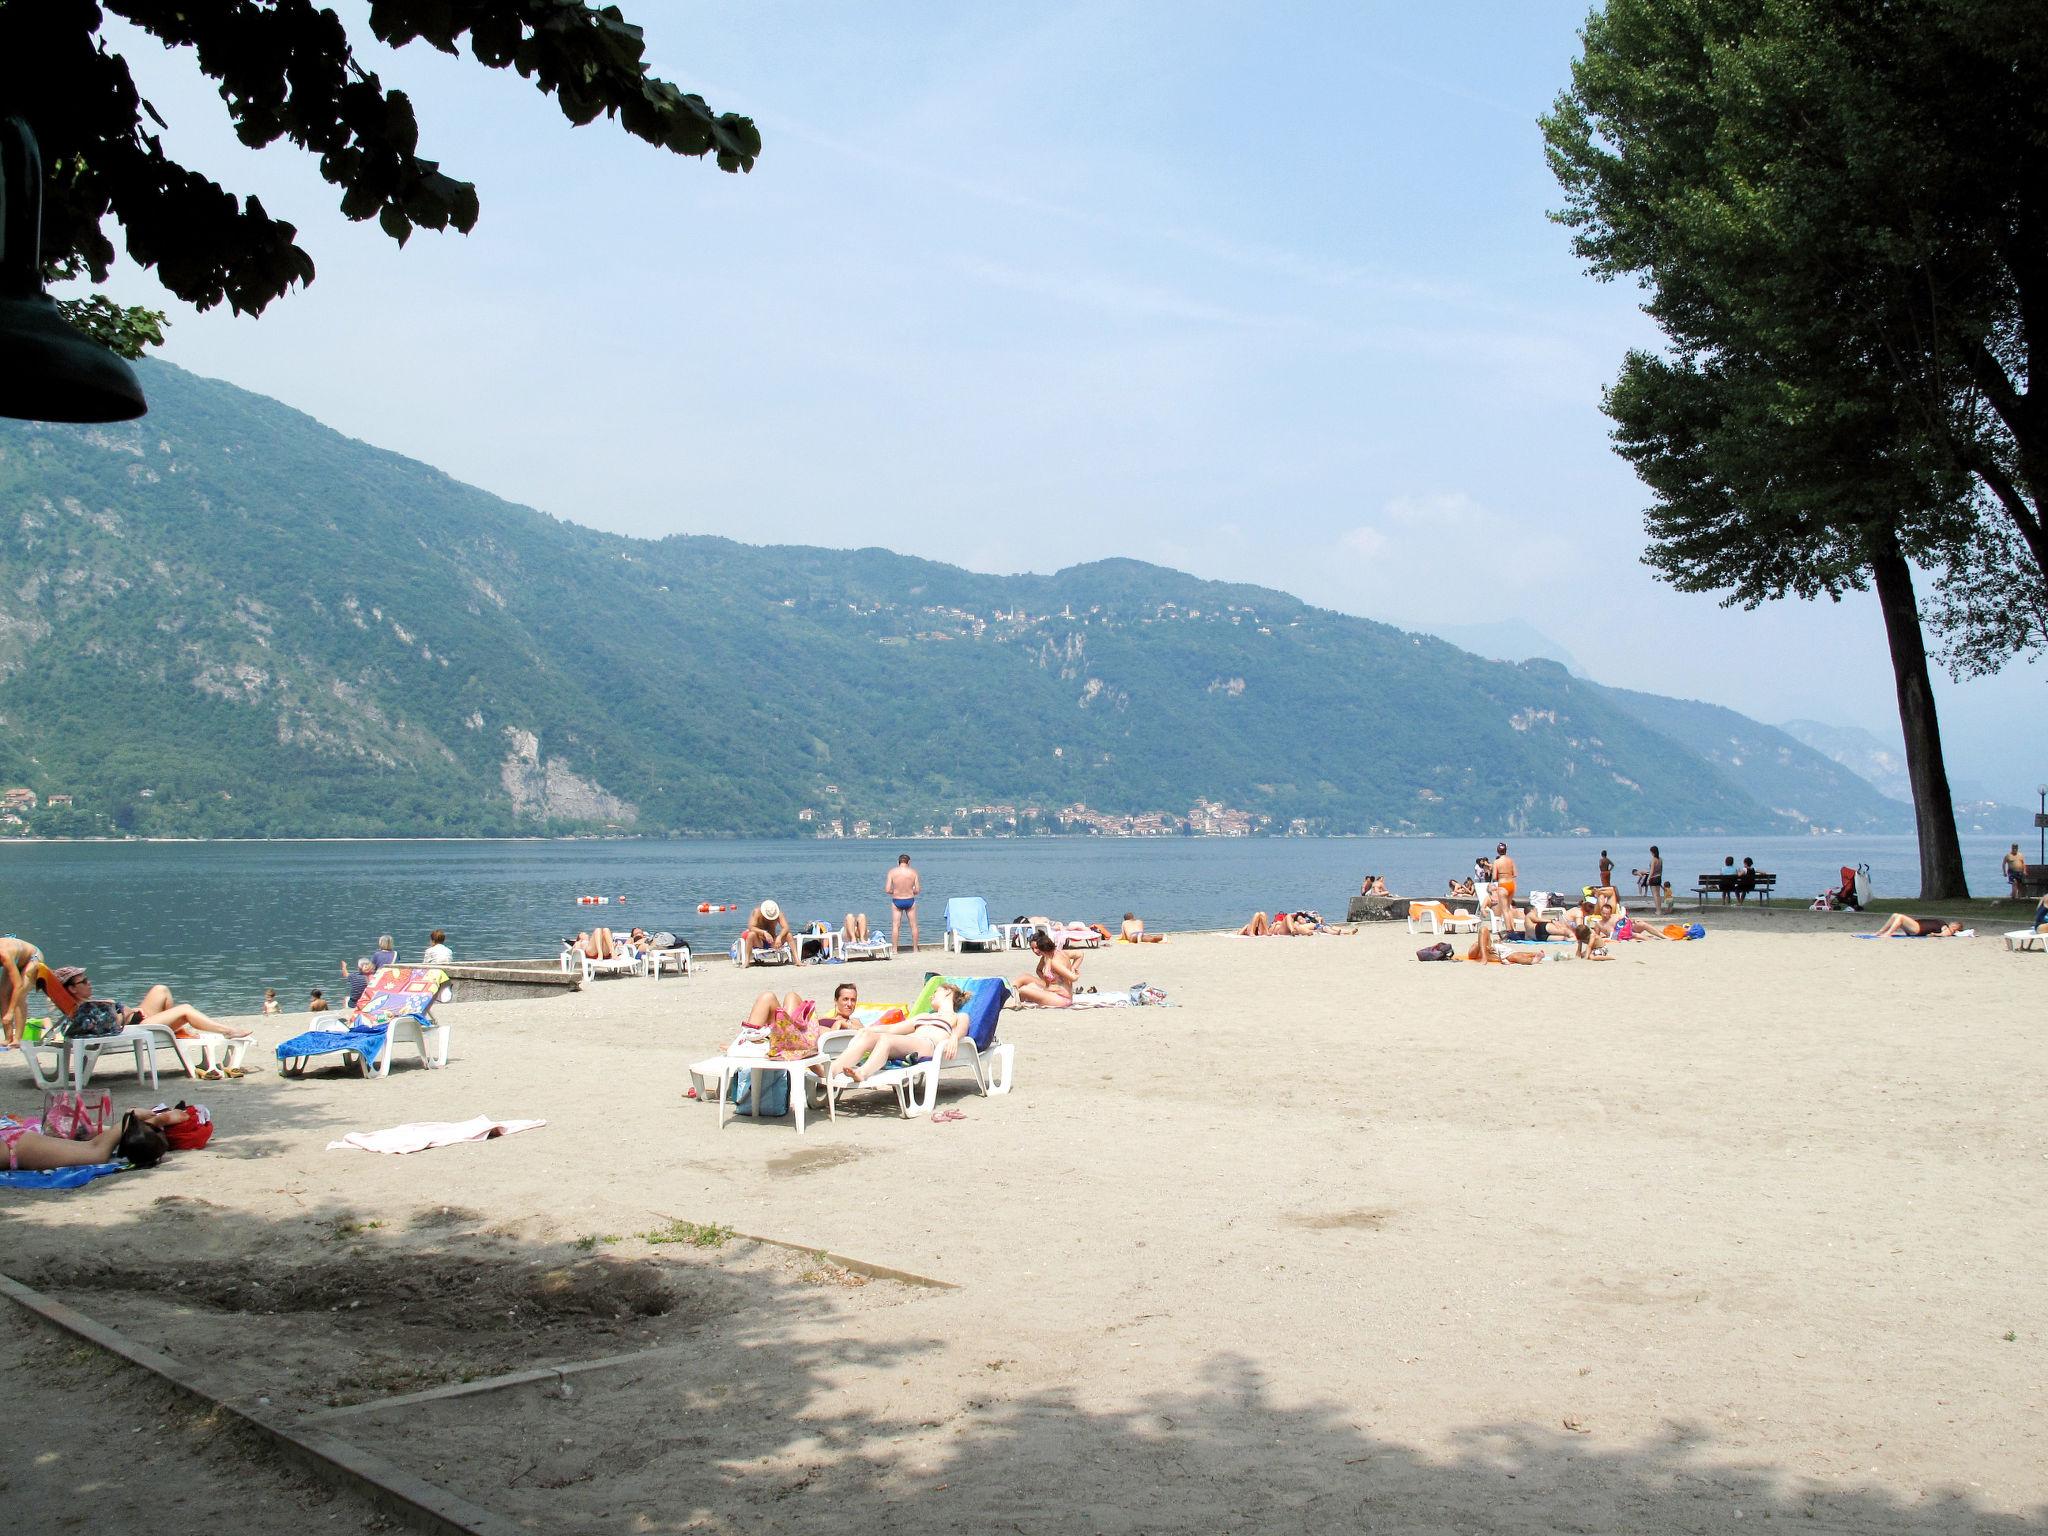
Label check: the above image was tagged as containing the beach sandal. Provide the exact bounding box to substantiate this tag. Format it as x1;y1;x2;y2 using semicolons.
931;1107;966;1123
196;1067;225;1081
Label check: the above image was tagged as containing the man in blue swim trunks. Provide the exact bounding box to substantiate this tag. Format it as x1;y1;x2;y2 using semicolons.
884;854;922;953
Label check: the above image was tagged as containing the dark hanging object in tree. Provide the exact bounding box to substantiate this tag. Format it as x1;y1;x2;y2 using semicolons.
0;116;145;423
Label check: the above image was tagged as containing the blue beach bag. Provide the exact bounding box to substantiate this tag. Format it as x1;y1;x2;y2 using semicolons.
727;1067;790;1117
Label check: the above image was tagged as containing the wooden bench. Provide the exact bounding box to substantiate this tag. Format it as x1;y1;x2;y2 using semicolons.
1693;873;1777;910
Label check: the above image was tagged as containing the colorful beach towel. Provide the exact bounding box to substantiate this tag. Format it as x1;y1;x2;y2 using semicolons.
327;1116;545;1155
0;1162;125;1191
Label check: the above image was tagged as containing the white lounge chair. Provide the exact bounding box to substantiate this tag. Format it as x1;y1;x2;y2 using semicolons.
643;945;692;978
561;940;642;982
1407;900;1479;936
836;932;894;962
943;897;1004;953
730;936;794;967
2005;929;2045;952
22;1025;165;1091
819;979;1016;1119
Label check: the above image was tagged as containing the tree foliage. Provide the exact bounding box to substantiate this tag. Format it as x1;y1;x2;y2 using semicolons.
1543;0;2048;675
0;0;757;324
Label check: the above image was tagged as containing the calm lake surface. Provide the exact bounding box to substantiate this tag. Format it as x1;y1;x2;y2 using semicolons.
0;833;2023;1011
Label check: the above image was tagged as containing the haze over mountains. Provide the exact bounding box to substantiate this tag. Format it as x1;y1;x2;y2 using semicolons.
0;363;1914;840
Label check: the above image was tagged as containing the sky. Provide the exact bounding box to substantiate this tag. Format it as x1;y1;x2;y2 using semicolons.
79;1;2044;807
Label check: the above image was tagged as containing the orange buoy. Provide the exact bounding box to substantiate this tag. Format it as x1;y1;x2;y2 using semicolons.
577;895;608;906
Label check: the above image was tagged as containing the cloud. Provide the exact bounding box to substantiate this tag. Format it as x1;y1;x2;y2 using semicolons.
1339;525;1390;558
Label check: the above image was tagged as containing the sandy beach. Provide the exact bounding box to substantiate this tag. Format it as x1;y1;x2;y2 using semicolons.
2;911;2042;1532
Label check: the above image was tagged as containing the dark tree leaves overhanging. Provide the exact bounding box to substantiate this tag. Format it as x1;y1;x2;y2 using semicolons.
0;0;758;343
1542;0;2047;680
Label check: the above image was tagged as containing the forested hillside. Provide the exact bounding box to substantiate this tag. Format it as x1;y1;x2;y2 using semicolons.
0;362;1905;838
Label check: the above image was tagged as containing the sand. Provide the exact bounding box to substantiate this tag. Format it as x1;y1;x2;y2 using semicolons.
2;910;2042;1533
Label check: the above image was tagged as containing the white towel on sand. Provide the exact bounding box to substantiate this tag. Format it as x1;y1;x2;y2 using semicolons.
327;1115;545;1154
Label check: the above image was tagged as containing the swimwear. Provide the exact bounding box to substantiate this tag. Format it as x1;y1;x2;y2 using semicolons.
1499;879;1518;899
892;897;916;911
0;1117;30;1171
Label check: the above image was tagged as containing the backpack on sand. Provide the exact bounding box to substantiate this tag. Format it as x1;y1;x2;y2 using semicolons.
1416;942;1455;962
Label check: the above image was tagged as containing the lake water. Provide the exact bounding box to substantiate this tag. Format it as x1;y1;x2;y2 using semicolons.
0;833;2023;1011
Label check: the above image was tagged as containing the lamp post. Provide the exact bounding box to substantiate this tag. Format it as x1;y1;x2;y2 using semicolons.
0;116;147;423
2037;783;2046;872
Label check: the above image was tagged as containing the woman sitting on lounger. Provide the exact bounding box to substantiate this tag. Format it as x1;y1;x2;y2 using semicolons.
572;928;620;960
841;912;872;944
1872;913;1966;938
1015;930;1081;1006
1;1104;184;1172
831;985;972;1087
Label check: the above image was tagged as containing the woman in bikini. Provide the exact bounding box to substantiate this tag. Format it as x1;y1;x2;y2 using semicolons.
829;984;972;1087
1014;929;1081;1006
1;1104;186;1172
47;968;254;1052
1;934;45;1046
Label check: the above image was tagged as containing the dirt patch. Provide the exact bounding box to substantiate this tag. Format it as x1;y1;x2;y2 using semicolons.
767;1144;867;1177
35;1250;676;1330
1283;1207;1396;1231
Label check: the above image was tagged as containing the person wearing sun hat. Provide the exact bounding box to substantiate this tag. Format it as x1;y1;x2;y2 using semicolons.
737;899;795;967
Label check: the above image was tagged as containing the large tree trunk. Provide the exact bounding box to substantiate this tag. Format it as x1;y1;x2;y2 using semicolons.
1869;529;1968;899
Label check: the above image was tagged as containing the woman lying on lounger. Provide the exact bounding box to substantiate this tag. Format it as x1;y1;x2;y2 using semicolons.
0;1104;185;1171
829;985;972;1087
1015;929;1081;1006
1872;913;1966;938
47;968;254;1049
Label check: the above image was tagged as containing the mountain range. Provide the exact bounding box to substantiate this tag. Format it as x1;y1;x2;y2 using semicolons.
0;362;1914;839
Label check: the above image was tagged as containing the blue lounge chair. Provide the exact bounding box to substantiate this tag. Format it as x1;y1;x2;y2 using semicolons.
277;966;451;1078
943;896;1003;953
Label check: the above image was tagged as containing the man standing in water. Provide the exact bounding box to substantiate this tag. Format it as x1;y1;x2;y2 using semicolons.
884;853;922;952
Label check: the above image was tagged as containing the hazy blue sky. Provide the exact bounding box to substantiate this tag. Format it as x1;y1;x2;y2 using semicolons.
85;2;2043;807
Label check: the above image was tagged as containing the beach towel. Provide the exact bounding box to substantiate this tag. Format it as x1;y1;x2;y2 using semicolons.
1854;930;1976;940
327;1116;545;1154
0;1163;125;1191
276;1021;390;1067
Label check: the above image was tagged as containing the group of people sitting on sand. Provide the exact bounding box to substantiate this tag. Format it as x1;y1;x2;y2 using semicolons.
1237;909;1353;936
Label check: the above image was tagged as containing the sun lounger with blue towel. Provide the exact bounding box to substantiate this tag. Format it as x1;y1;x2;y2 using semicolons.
943;897;1004;953
278;966;451;1078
